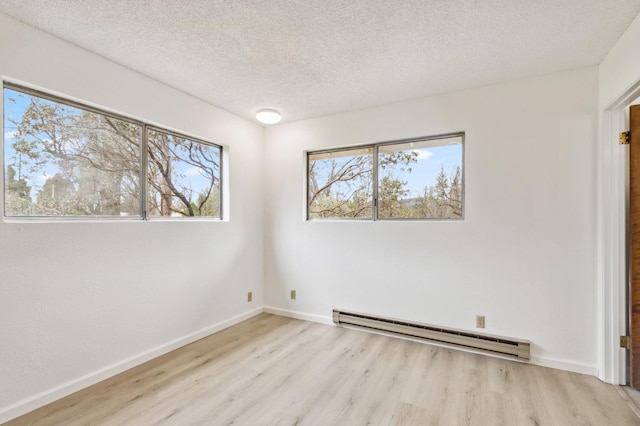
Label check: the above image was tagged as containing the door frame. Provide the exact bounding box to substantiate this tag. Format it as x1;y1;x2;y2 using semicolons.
599;80;640;385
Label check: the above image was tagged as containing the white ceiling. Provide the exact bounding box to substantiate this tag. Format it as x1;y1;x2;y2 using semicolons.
1;1;639;124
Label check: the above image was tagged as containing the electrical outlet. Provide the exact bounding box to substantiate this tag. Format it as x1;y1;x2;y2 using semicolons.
476;315;485;329
247;291;252;302
291;289;296;300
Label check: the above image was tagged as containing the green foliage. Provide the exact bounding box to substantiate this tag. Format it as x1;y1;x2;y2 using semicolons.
194;185;220;217
5;164;31;215
414;166;463;219
378;176;410;218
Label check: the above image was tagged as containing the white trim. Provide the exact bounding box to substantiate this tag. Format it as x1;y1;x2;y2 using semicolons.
598;108;629;384
530;355;598;377
606;83;640;111
0;307;264;424
598;79;640;385
263;306;334;325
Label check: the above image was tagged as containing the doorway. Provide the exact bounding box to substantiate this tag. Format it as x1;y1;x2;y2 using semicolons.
601;82;640;386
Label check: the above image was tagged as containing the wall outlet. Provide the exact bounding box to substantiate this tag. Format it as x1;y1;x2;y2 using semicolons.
476;315;485;329
291;289;296;300
247;291;252;302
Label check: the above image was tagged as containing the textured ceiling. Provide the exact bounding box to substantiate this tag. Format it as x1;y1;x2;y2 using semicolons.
1;1;639;124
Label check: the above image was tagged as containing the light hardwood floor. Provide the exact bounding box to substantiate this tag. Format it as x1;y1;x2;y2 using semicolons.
6;314;640;425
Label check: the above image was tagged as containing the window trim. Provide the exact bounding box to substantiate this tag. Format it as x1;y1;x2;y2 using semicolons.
306;132;465;221
3;81;223;221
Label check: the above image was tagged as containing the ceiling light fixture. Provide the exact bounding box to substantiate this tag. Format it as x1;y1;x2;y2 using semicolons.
256;108;281;125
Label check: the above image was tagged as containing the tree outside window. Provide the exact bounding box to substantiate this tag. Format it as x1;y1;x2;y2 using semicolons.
307;135;463;220
3;86;221;219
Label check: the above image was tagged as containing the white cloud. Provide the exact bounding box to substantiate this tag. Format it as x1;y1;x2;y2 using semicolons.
4;130;16;139
184;167;202;176
413;149;434;161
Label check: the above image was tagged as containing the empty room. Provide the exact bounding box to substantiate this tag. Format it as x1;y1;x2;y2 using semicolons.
2;1;640;424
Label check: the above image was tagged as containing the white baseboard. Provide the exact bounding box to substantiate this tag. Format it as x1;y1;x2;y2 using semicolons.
263;306;333;325
530;355;598;377
0;307;264;424
264;306;598;377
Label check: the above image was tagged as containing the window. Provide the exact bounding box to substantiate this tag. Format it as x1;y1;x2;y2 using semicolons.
3;83;222;219
147;128;221;217
307;133;463;220
308;147;373;219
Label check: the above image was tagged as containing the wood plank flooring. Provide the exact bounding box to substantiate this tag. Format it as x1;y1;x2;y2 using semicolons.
6;314;640;425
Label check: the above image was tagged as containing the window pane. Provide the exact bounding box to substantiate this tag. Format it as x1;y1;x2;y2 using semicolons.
378;136;463;219
3;88;141;217
147;129;221;218
308;147;373;219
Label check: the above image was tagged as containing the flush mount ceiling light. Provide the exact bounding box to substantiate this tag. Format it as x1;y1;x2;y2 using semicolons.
256;108;281;124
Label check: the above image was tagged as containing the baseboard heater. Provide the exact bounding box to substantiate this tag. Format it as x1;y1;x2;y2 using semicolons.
333;309;530;361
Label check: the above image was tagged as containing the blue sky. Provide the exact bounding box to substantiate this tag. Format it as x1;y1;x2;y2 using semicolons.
3;88;51;194
399;144;462;196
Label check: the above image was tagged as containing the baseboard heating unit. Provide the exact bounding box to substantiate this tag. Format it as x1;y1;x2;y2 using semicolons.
332;309;530;361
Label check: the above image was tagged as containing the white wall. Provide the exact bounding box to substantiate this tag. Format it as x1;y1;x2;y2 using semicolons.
0;13;264;421
264;67;599;374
